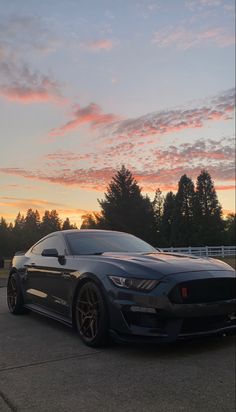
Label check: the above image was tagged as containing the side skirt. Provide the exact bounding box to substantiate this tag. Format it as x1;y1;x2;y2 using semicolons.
24;304;73;327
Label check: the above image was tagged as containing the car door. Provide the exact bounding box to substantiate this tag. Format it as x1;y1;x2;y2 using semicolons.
25;234;72;317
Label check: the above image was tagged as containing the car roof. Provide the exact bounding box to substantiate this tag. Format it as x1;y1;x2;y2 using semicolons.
51;229;129;236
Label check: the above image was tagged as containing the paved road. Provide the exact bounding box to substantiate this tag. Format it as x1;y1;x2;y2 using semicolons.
0;287;235;412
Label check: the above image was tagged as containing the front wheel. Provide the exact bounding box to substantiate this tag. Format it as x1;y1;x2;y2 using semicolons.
75;281;109;347
7;272;27;314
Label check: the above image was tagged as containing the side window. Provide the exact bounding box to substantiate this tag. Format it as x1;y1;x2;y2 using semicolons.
31;235;66;256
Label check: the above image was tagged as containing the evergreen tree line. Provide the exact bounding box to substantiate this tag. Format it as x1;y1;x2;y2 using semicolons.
0;210;76;258
81;166;235;248
0;166;235;257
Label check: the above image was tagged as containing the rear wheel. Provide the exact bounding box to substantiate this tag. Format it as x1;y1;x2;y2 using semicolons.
7;272;27;314
75;281;109;347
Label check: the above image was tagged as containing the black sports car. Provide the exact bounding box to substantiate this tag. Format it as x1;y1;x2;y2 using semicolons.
7;229;236;346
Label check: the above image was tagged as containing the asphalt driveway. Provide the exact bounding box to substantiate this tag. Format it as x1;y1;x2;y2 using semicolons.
0;286;235;412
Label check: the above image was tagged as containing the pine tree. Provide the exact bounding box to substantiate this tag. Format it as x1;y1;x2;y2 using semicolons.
24;209;41;248
0;217;9;258
152;188;164;245
40;210;61;237
62;217;77;230
172;174;195;246
224;214;236;245
161;192;176;246
195;170;223;245
12;212;26;252
97;166;156;244
80;213;99;229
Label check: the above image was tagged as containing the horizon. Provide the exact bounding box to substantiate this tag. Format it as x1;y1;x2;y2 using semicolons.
0;0;235;226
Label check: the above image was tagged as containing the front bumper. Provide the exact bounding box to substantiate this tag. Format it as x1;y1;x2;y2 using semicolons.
104;271;236;343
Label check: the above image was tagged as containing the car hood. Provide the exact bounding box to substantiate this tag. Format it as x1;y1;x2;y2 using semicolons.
94;252;234;277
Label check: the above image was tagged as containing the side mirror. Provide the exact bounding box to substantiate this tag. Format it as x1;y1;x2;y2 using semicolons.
42;248;59;257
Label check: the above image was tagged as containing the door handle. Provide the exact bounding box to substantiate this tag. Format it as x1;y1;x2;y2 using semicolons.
30;262;36;266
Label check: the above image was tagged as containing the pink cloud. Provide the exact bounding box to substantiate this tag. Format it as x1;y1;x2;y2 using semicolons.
0;63;64;104
106;89;235;141
0;85;63;103
49;103;121;136
43;137;235;176
0;163;235;193
83;39;114;51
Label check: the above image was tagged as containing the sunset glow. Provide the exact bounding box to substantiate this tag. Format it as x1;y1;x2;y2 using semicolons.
0;0;235;226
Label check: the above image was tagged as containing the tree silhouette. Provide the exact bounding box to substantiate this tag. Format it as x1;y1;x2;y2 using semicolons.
97;166;156;243
172;175;195;246
62;217;77;230
41;210;61;237
24;209;41;248
161;191;176;246
152;188;164;245
0;169;232;257
0;217;10;258
80;213;100;229
195;170;223;245
224;214;236;245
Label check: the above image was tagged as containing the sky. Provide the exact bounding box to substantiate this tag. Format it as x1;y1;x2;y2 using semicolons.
0;0;235;226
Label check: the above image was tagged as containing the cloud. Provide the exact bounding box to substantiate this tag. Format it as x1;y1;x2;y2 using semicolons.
0;14;60;56
0;15;64;104
152;138;235;166
48;88;234;139
0;162;235;193
44;137;235;176
185;0;224;11
107;88;235;141
152;26;235;50
49;103;121;136
82;39;114;51
0;197;65;210
0;61;64;103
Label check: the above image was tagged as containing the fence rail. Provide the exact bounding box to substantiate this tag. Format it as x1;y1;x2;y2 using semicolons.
160;245;236;257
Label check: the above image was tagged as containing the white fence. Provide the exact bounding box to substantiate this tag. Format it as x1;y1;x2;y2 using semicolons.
160;246;236;257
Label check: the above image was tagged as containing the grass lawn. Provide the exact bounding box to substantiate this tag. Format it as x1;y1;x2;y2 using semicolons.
0;269;9;278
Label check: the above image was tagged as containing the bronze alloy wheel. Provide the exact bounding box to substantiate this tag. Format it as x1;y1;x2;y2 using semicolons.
7;273;27;314
75;281;108;347
7;274;18;312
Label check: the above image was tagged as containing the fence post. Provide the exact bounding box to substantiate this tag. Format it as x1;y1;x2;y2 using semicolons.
206;246;208;258
221;246;224;258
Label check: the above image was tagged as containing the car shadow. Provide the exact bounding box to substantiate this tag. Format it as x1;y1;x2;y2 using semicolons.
29;311;235;358
110;334;236;360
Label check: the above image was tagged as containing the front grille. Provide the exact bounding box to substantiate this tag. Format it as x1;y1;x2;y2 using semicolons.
169;278;236;304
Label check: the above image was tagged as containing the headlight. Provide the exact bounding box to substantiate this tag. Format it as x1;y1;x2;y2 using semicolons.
108;276;159;291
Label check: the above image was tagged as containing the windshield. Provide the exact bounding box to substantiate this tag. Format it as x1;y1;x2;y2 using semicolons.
65;232;156;255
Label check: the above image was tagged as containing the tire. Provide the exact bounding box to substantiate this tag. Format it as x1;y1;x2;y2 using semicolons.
7;272;27;315
75;281;109;347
